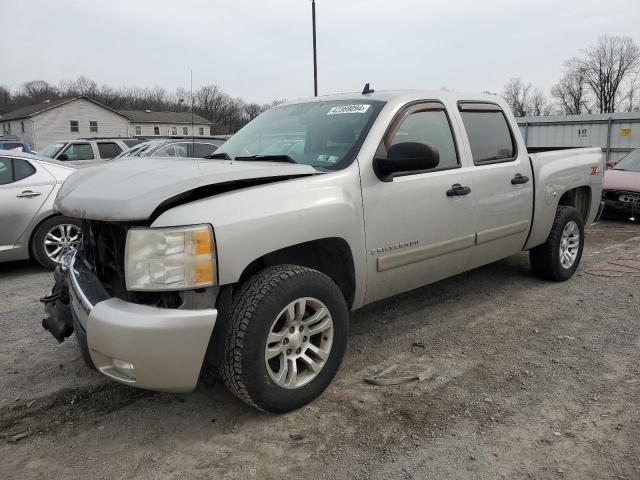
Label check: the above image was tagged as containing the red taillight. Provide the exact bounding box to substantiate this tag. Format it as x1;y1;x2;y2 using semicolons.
591;166;600;176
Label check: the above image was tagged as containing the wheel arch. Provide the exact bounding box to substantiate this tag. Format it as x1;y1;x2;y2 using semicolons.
237;237;357;309
558;186;592;224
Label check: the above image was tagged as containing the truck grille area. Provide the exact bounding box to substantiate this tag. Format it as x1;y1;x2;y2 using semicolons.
80;220;130;300
78;220;182;307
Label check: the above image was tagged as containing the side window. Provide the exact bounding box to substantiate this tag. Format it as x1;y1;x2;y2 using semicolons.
156;143;189;157
97;142;122;159
0;158;13;185
61;143;94;160
0;158;35;185
193;143;218;157
388;107;459;170
459;106;515;164
13;159;36;181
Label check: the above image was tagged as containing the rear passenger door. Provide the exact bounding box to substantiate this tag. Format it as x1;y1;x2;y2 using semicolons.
0;157;54;249
456;101;534;270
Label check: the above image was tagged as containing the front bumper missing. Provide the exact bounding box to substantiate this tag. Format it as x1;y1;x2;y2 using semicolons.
45;252;218;393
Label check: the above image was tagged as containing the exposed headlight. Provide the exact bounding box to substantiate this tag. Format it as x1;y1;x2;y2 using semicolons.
125;225;216;291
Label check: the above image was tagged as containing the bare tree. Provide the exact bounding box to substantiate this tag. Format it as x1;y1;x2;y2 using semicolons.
567;35;640;113
502;78;532;117
551;69;592;115
21;80;58;103
530;87;552;116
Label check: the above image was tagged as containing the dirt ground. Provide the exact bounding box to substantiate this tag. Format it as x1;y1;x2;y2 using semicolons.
1;219;639;480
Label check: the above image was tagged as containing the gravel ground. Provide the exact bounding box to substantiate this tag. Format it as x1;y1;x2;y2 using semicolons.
1;219;639;480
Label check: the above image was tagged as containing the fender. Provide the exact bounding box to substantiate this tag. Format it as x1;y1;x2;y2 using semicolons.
152;165;369;308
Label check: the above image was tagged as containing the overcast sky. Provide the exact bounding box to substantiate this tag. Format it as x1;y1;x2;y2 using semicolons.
2;0;639;104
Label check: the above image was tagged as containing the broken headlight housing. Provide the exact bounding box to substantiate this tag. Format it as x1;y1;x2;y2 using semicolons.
124;225;217;291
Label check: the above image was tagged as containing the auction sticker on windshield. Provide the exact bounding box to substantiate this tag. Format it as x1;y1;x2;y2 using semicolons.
327;104;371;115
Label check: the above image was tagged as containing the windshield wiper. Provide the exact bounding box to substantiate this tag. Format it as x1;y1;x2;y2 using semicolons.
204;152;231;159
234;154;297;164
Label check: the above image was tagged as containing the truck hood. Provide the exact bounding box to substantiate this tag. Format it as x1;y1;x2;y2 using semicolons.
55;157;320;221
603;169;640;193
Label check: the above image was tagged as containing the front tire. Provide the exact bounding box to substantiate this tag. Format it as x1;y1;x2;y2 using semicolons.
31;216;82;270
220;265;349;413
529;206;584;281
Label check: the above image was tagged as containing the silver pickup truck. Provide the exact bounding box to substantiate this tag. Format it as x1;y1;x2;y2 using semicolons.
42;90;604;413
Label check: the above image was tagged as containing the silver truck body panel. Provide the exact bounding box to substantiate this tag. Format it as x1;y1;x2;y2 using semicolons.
55;157;319;221
524;147;603;249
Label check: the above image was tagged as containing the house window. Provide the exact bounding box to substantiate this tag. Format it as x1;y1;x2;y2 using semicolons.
70;120;79;132
153;126;160;135
171;126;178;136
183;126;188;135
135;125;142;135
6;123;11;134
21;121;25;133
198;127;204;136
2;123;5;134
89;121;98;133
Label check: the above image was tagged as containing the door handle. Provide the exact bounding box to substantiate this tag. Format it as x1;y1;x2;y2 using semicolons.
16;190;41;198
446;184;471;197
511;173;530;185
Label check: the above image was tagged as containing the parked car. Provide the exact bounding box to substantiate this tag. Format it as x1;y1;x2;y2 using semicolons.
38;138;143;167
42;90;604;412
0;151;80;269
602;148;640;220
0;136;32;153
114;137;226;160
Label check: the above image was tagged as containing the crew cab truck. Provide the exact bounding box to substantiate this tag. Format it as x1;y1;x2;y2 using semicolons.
42;90;604;413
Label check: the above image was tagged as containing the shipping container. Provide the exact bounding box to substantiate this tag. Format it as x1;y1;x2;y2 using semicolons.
517;112;640;164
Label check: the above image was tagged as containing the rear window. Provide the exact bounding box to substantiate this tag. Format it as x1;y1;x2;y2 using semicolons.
97;142;122;159
14;158;36;181
460;108;515;164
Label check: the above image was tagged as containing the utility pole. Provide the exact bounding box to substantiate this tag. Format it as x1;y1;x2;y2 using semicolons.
312;0;318;96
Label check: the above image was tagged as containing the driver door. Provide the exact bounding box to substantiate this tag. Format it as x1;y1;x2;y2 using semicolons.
361;101;477;304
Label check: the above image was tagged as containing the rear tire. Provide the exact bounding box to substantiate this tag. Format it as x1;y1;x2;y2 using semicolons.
529;206;584;281
31;216;82;270
220;265;349;413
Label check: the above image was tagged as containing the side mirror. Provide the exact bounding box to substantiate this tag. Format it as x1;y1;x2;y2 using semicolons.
57;154;69;161
374;142;439;181
606;159;617;169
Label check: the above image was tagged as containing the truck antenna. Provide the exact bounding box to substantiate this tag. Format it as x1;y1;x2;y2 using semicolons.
362;83;375;95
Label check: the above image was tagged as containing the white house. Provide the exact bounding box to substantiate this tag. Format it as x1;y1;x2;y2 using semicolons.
122;110;212;138
0;96;130;151
0;97;215;151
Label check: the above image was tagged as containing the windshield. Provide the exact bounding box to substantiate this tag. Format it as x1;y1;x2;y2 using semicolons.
614;149;640;172
39;142;66;158
114;142;157;159
214;100;385;169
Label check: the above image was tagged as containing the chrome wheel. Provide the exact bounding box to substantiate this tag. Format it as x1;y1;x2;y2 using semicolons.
264;297;334;389
559;221;580;269
44;224;81;263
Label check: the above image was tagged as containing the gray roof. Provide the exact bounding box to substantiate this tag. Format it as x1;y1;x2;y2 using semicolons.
120;110;212;125
0;96;129;121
